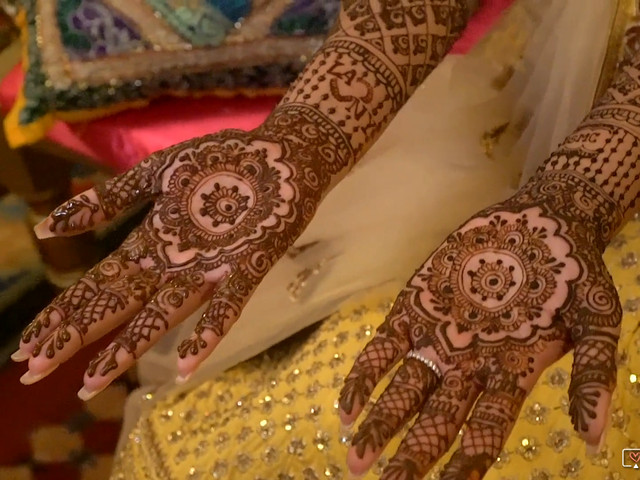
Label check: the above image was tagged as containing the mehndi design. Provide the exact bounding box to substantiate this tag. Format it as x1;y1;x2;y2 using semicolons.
339;57;640;480
17;1;469;401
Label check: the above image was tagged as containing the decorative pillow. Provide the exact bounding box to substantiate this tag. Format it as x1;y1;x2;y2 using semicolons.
4;0;339;147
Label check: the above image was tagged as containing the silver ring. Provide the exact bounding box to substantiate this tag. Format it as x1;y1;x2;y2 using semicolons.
406;350;443;379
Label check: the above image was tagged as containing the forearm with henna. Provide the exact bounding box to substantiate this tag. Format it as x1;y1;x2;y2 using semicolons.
261;0;469;174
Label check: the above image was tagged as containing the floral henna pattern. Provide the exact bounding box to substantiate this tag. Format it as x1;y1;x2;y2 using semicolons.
341;172;626;479
19;0;470;386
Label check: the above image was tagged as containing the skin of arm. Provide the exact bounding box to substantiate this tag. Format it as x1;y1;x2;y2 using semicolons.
338;40;640;480
15;1;471;399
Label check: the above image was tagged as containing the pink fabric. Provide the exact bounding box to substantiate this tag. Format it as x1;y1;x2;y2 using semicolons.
0;0;513;173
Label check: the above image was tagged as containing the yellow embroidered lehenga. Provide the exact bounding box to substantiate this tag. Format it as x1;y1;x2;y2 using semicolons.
112;1;640;478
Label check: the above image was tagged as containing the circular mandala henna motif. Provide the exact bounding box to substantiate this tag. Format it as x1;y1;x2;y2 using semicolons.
419;211;578;338
152;138;296;262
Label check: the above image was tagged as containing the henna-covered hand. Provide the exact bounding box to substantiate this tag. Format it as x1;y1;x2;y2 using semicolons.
14;123;339;398
13;0;468;399
339;171;626;479
340;41;640;480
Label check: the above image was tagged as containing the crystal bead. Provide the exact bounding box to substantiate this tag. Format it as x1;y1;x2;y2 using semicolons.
303;467;320;480
546;429;570;453
288;438;306;456
235;453;253;472
314;430;330;451
211;461;228;479
262;446;278;464
529;469;551;480
517;437;540;460
524;402;548;424
559;458;582;478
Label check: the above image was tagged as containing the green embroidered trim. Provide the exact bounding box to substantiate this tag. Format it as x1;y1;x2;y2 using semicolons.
145;0;232;47
21;0;50;125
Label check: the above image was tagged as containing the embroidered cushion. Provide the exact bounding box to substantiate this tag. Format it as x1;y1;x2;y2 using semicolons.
4;0;338;147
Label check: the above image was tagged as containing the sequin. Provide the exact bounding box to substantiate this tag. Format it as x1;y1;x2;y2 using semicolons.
159;409;174;421
188;467;202;479
287;438;306;456
332;331;349;346
329;353;345;368
588;447;611;468
546;368;569;388
193;439;210;458
235;453;253;472
493;450;511;468
559;458;582;478
546;429;570;453
286;369;301;383
324;464;342;479
313;430;330;451
529;469;551;480
167;429;183;443
259;395;273;413
211;461;228;479
308;405;322;418
303;467;320;480
283;413;297;431
517;437;540;460
215;432;230;450
259;419;275;439
175;447;189;463
372;456;388;475
261;446;279;464
611;407;629;429
237;426;253;442
623;297;640;312
307;382;322;397
621;251;638;268
524;402;549;424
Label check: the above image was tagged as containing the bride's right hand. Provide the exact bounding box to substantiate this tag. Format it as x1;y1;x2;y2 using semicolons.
13;119;343;399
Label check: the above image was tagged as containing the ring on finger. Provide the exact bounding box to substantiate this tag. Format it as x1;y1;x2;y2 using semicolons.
406;350;443;380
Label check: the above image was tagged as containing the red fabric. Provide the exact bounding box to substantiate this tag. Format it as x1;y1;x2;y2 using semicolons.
0;0;513;173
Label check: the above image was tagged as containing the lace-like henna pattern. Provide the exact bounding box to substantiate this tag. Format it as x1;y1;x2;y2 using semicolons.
278;0;467;158
87;273;205;377
21;255;131;345
352;358;439;458
33;272;158;360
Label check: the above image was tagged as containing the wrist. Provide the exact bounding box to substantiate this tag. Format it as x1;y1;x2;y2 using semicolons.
517;170;624;249
259;104;355;181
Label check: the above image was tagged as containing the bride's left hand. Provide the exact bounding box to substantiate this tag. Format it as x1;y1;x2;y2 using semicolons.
338;172;623;479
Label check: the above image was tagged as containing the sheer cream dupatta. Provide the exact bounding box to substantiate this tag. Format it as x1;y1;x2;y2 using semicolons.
118;0;616;444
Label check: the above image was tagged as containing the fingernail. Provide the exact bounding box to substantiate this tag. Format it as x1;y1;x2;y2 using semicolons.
33;218;55;239
175;372;192;385
19;364;59;385
11;350;29;362
77;384;107;401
